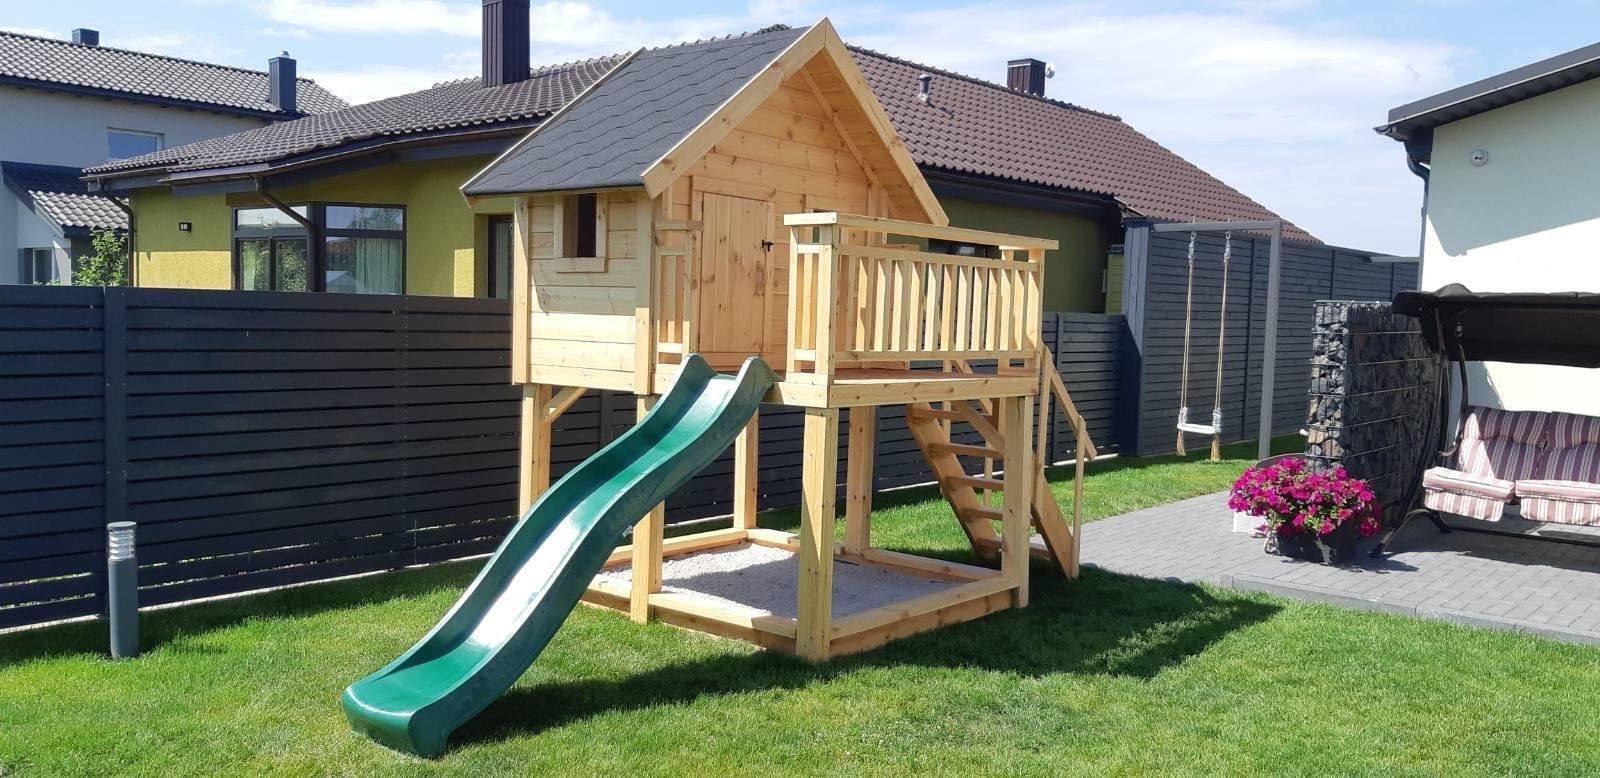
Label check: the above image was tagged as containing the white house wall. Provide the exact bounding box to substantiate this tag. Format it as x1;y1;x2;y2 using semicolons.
1422;76;1600;415
0;85;271;284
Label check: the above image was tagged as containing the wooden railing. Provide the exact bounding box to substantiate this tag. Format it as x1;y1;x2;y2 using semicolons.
784;212;1054;380
652;220;699;359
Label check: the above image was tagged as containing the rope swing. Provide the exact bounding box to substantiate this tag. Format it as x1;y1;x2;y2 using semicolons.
1175;230;1231;462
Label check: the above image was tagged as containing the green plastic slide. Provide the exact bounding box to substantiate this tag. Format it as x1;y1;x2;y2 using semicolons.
342;354;776;757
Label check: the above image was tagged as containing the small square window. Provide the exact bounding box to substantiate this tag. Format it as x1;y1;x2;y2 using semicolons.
107;129;163;160
19;247;57;284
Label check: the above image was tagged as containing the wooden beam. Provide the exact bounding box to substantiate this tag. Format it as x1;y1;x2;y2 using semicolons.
630;395;664;624
518;383;553;513
999;395;1034;607
634;189;655;394
734;411;759;530
784;212;1057;251
844;405;875;553
797;407;839;662
544;385;586;421
511;197;533;384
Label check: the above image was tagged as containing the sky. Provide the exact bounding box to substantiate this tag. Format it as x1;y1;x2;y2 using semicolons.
8;1;1599;254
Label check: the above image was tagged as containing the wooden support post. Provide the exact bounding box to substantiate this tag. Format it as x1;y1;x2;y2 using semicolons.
734;411;759;530
798;407;840;662
631;395;664;624
518;383;552;513
999;395;1034;607
1071;438;1085;578
844;405;875;554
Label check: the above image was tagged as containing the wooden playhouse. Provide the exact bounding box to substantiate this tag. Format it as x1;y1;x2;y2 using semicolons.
462;20;1096;662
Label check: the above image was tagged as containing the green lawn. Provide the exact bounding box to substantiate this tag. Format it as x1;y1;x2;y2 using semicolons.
3;439;1599;775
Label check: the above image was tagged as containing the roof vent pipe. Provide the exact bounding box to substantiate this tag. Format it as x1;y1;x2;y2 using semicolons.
269;52;297;114
72;28;99;46
917;73;932;103
482;0;532;88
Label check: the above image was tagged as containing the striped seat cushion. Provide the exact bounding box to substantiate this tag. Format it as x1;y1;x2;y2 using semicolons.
1514;479;1600;526
1457;406;1546;481
1546;410;1600;483
1422;466;1513;521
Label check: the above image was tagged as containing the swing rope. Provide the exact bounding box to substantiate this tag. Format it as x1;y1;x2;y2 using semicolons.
1175;230;1231;459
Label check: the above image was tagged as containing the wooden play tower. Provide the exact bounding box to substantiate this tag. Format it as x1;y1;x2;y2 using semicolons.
476;20;1096;661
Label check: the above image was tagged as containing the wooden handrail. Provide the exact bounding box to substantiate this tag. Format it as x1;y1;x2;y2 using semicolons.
1042;348;1098;460
784;212;1060;251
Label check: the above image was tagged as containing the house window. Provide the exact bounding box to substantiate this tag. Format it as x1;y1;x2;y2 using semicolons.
928;238;997;259
323;205;404;295
107;129;163;160
487;215;513;299
18;247;57;284
561;193;600;258
230;203;404;294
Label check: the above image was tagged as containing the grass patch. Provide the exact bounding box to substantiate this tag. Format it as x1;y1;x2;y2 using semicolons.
3;436;1598;775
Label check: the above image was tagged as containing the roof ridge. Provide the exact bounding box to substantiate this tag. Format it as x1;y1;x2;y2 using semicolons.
0;27;329;86
427;51;632;90
635;22;803;55
846;43;1122;122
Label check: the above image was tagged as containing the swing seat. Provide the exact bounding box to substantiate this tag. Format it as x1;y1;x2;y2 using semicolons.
1175;406;1222;437
1421;405;1600;525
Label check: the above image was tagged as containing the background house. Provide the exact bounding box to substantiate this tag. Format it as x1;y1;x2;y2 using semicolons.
1379;40;1600;415
87;3;1305;309
0;27;346;285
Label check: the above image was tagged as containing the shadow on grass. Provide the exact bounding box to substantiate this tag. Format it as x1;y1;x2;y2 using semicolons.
452;563;1279;751
0;560;480;668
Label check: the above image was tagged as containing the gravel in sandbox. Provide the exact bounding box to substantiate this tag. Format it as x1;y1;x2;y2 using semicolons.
595;541;963;619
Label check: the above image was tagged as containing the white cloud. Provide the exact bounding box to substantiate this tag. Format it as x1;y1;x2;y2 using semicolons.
108;32;244;62
833;5;1459;253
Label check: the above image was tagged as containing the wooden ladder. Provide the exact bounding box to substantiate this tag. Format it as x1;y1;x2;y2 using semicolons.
904;353;1096;578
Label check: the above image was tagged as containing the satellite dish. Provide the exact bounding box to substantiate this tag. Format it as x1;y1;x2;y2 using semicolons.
1044;62;1057;79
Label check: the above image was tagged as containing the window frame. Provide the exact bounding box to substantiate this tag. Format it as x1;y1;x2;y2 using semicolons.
19;247;57;285
229;202;406;294
106;128;164;160
486;214;514;300
558;193;604;260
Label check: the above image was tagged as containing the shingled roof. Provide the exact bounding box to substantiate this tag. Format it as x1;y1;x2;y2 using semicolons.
84;25;1308;241
850;48;1313;242
84;55;623;178
464;27;805;196
0;29;347;118
1;162;127;234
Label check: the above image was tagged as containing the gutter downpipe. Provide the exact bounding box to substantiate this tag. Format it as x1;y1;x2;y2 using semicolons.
1402;133;1432;263
255;177;320;290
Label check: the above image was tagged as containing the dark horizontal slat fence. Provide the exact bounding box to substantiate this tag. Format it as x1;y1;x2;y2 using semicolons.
0;286;1124;631
1124;229;1418;456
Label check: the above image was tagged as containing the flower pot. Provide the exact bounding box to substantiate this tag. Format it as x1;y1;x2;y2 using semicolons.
1272;520;1358;564
1232;511;1263;535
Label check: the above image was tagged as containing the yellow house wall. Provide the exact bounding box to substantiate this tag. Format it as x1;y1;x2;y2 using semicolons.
130;155;513;296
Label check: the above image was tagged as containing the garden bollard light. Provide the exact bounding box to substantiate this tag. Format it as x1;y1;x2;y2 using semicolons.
107;521;139;659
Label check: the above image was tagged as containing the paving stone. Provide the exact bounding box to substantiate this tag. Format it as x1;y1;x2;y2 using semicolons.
1082;491;1600;647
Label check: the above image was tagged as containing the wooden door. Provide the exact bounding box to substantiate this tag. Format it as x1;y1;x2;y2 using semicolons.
694;192;773;360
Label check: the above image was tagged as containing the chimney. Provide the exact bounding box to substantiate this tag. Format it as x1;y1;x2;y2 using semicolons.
72;28;99;46
1007;58;1047;97
481;0;531;88
269;52;297;114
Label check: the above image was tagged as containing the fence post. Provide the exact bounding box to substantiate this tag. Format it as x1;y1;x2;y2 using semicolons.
101;286;129;616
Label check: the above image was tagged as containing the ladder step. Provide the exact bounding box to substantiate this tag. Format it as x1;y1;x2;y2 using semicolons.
946;475;1003;491
960;506;1004;523
910;406;996;425
930;442;1003;459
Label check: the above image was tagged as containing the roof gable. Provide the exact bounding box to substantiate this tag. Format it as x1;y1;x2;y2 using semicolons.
464;20;944;224
0;29;347;117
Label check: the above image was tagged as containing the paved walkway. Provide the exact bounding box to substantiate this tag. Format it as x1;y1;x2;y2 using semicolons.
1082;492;1600;646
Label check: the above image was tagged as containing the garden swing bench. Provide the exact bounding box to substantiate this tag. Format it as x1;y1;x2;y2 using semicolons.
1376;284;1600;556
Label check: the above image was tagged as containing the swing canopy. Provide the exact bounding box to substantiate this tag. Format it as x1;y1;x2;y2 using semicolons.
1393;283;1600;368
